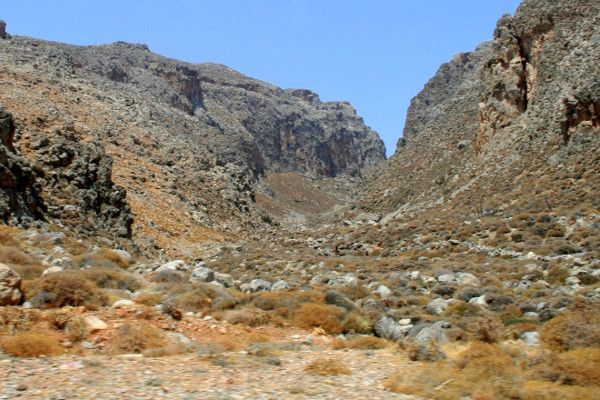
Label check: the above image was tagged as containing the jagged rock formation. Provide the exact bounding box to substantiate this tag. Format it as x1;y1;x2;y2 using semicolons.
0;20;7;40
359;0;600;222
0;108;44;224
0;106;132;237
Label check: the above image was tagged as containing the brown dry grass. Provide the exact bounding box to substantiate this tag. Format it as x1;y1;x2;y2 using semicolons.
0;245;35;265
540;309;600;352
304;358;351;376
1;332;62;357
294;303;345;334
331;336;389;350
114;321;168;354
23;272;108;309
386;342;522;399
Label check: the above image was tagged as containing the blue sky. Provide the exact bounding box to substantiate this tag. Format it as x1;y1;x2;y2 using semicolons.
3;1;521;156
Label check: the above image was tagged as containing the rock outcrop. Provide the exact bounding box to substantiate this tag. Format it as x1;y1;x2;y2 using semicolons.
0;106;132;237
0;20;7;40
0;108;45;224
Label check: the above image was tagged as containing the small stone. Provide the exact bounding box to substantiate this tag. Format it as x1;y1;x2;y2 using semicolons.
42;266;64;276
112;299;135;308
81;341;96;349
83;315;108;333
565;276;580;285
523;311;540;320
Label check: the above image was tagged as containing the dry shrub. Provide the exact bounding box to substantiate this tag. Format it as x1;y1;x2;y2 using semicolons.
331;336;388;350
0;226;18;246
465;317;505;343
522;380;600;400
220;308;272;327
82;267;141;291
94;249;133;269
1;332;62;357
540;310;600;352
134;292;163;306
48;310;88;342
304;358;351;376
251;290;323;319
10;264;45;280
114;322;167;354
0;245;35;265
341;312;372;334
532;348;600;387
23;272;107;309
0;307;35;334
385;342;521;399
73;249;133;270
294;303;345;334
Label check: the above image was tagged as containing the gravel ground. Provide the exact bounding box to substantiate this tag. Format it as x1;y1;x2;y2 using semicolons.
0;349;413;400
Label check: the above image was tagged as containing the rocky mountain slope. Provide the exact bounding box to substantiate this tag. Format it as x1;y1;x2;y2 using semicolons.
0;29;385;255
354;0;599;252
0;1;599;398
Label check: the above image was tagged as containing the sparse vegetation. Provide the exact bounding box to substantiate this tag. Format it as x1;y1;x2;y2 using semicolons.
1;332;62;357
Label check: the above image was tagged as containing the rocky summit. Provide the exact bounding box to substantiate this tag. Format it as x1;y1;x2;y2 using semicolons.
0;1;599;399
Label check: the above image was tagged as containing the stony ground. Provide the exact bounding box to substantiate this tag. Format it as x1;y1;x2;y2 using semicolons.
0;349;411;400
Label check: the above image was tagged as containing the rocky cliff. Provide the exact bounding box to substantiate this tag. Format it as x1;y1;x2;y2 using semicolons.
0;27;385;254
359;0;600;224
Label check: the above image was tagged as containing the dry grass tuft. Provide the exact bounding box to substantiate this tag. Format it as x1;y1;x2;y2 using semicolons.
385;342;521;399
114;322;167;354
23;272;107;309
304;358;351;376
294;303;345;334
540;310;600;352
0;245;35;265
1;332;62;357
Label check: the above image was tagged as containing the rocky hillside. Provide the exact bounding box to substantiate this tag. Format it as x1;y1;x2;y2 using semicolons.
0;28;385;255
358;0;599;229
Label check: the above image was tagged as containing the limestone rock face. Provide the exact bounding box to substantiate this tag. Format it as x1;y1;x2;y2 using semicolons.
359;0;600;219
0;31;385;250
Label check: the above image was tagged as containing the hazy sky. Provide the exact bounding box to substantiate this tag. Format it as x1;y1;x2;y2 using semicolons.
3;1;521;156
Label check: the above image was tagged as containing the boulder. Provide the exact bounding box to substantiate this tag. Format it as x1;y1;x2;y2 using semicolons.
214;272;233;288
271;280;291;291
248;279;271;292
155;260;187;273
0;264;22;305
374;284;392;299
426;298;449;315
374;316;412;341
414;321;451;346
83;315;108;333
189;266;215;283
324;290;356;311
